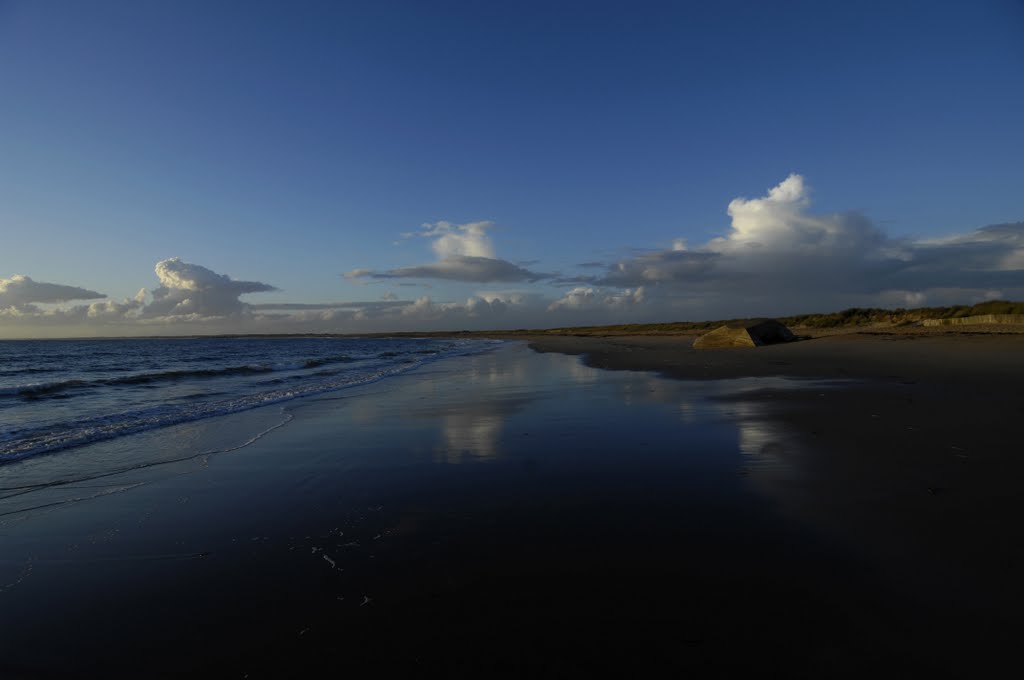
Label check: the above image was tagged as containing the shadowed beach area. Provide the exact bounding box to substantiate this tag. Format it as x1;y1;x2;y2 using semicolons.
1;334;1022;677
528;330;1024;665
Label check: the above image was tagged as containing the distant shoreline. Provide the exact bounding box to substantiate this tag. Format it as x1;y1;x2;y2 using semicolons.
4;299;1024;341
4;319;1024;343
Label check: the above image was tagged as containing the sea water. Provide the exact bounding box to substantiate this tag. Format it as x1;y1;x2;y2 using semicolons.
0;336;499;463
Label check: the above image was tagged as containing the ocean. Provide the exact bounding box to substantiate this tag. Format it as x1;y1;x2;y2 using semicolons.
0;336;499;464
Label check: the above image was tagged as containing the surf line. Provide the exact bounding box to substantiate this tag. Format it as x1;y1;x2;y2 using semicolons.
0;409;296;515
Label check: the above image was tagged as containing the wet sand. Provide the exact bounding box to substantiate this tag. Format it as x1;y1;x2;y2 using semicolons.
1;337;1022;677
526;330;1024;672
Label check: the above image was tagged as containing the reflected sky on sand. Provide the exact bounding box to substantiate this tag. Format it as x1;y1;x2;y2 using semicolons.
352;344;822;480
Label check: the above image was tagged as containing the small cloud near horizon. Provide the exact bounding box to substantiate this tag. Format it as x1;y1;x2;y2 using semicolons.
0;274;104;314
345;221;551;283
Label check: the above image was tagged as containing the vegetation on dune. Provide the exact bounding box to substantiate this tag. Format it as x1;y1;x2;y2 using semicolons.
469;300;1024;337
782;300;1024;328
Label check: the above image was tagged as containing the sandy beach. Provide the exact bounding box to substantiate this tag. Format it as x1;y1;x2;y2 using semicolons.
1;332;1022;677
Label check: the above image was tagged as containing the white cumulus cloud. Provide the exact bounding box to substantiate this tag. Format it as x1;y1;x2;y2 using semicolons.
575;175;1024;314
143;258;278;318
423;220;496;259
548;286;645;312
0;274;104;313
399;295;510;320
346;220;550;283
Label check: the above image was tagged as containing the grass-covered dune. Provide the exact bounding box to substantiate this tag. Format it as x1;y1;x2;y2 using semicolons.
448;299;1024;338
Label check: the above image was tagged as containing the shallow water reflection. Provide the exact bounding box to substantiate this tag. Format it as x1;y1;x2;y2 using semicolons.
315;345;833;493
436;410;504;462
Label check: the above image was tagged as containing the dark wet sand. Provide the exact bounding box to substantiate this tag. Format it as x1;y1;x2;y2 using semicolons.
526;330;1024;672
2;336;1022;677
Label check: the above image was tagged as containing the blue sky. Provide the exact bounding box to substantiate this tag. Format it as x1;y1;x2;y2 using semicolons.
2;0;1023;336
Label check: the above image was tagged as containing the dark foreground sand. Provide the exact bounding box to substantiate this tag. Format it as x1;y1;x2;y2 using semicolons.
527;330;1024;668
1;333;1022;678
